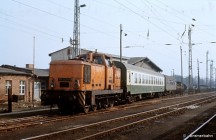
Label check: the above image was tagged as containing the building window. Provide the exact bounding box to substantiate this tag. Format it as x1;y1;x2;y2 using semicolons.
19;81;26;95
41;82;46;90
5;80;12;95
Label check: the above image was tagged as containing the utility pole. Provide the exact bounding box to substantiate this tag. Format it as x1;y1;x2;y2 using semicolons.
72;0;80;58
197;59;202;92
210;60;214;89
33;36;35;74
72;0;86;58
188;25;193;92
172;69;175;77
180;25;186;90
180;45;183;85
215;68;216;89
120;24;122;62
32;36;35;107
206;51;209;87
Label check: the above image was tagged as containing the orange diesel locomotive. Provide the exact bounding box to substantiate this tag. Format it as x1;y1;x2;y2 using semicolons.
42;52;123;112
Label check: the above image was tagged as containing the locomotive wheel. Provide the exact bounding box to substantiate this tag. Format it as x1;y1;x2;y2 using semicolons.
109;100;114;108
97;101;102;109
83;106;89;113
155;93;162;98
92;105;97;112
103;103;108;109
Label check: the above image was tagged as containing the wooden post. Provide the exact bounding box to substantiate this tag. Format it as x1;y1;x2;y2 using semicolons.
8;87;12;112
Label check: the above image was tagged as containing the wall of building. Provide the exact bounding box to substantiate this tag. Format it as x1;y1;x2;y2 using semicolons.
0;75;33;102
51;49;69;61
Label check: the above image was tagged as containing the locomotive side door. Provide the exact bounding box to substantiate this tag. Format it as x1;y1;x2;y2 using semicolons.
104;56;113;90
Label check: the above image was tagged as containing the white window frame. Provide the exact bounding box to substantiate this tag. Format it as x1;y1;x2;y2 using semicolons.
5;80;12;95
19;81;26;95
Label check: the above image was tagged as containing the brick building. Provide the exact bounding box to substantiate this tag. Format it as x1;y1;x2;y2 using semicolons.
0;66;33;103
0;65;49;103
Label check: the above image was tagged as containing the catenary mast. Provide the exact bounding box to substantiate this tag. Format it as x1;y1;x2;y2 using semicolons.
72;0;80;58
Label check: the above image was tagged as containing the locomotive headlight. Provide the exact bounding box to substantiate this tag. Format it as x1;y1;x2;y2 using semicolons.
50;79;55;88
74;79;80;89
50;83;54;88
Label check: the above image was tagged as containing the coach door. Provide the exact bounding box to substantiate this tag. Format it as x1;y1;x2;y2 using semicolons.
127;71;131;91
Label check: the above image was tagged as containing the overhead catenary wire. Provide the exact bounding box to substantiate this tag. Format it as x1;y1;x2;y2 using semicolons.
113;0;181;42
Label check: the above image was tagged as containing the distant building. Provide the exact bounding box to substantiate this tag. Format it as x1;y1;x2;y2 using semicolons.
0;65;33;103
128;57;162;72
49;46;129;63
0;65;49;103
49;46;162;72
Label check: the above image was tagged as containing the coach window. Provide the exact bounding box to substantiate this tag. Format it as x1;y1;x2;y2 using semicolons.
138;74;141;84
155;77;157;85
145;75;148;84
142;74;144;84
157;78;159;85
128;72;130;83
130;72;133;84
134;73;137;84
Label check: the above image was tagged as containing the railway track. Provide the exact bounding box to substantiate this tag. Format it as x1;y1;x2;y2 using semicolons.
0;92;214;133
0;100;157;133
22;94;216;140
184;114;216;140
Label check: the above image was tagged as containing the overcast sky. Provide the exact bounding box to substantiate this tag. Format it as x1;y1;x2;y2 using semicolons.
0;0;216;78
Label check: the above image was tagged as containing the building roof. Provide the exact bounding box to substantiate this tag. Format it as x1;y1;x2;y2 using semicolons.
49;46;162;72
49;46;130;60
0;65;49;77
49;46;70;56
128;57;163;72
0;66;31;76
34;69;49;77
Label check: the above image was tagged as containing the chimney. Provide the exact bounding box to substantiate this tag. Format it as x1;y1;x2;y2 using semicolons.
26;64;34;70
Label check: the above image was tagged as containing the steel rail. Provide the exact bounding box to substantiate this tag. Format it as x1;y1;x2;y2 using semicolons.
78;96;216;140
22;95;216;140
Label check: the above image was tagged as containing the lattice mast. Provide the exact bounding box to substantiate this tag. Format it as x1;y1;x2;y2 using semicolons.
188;26;193;91
72;0;80;57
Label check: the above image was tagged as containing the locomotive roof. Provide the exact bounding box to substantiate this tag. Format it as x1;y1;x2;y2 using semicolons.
50;59;89;65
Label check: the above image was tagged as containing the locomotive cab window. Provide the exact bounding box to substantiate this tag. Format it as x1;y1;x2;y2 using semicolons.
93;56;103;65
105;56;112;67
